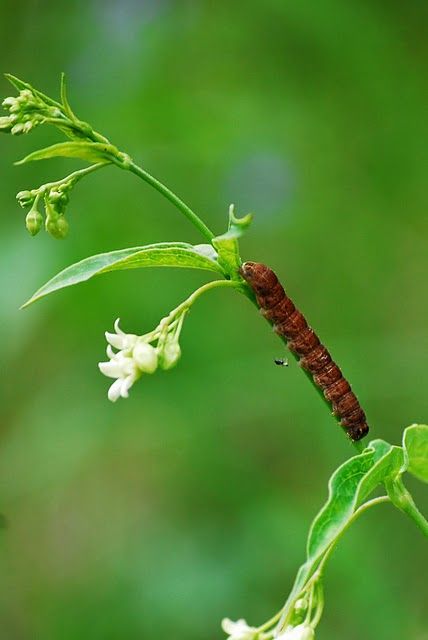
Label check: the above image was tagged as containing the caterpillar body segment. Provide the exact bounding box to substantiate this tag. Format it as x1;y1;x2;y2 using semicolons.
240;261;369;441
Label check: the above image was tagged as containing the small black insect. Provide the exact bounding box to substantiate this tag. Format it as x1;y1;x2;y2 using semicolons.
274;358;288;366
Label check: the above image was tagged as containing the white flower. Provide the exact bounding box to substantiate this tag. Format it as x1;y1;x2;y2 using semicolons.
99;348;140;401
277;623;315;640
105;318;138;351
221;618;257;640
98;319;158;402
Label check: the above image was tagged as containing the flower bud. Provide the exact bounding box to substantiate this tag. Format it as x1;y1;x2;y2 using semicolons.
11;122;25;135
19;89;34;102
48;188;69;214
8;101;21;113
158;340;181;370
132;341;158;374
16;190;34;208
294;599;307;611
25;208;43;236
46;214;69;239
2;96;16;109
278;624;315;640
0;116;13;133
49;190;63;203
22;120;33;134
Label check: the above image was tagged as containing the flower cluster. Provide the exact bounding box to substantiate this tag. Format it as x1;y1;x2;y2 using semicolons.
277;624;315;640
98;316;183;402
221;617;315;640
16;177;74;238
0;88;62;136
221;619;258;640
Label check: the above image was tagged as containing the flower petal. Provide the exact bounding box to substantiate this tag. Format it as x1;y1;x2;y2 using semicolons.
106;329;138;351
105;331;126;350
277;624;315;640
120;375;136;398
133;341;158;373
221;618;256;639
98;360;124;379
114;318;123;334
107;378;123;402
106;344;116;359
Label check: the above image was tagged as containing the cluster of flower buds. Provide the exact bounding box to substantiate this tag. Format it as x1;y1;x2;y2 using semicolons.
0;89;62;136
98;315;184;402
16;178;74;238
43;183;71;239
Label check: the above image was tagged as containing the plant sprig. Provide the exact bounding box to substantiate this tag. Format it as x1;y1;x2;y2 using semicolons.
1;74;427;639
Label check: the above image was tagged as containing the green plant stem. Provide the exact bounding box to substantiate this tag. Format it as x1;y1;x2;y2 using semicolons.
170;278;244;317
35;162;107;193
67;162;107;182
386;476;428;538
277;495;390;632
127;160;215;242
256;609;283;634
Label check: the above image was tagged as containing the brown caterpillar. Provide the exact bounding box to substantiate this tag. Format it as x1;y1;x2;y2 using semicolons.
239;261;369;441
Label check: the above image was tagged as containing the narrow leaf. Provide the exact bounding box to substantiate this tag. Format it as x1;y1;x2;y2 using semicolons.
15;141;118;165
403;424;428;483
212;204;253;277
60;73;77;121
22;242;224;307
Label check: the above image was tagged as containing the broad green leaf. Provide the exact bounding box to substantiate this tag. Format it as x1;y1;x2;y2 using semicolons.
15;141;118;165
212;204;253;277
307;439;403;561
23;242;224;307
403;424;428;483
357;439;404;503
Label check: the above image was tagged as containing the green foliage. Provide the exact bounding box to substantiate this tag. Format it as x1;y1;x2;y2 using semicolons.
1;68;426;640
5;72;63;110
212;204;253;277
305;425;428;574
276;425;428;633
23;242;224;307
16;141;118;166
403;424;428;483
307;439;403;561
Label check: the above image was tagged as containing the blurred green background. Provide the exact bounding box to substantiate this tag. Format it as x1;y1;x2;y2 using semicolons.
0;1;427;638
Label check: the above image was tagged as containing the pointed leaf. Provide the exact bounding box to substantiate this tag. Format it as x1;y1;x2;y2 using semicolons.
212;204;253;277
23;242;224;307
15;141;118;165
403;424;428;483
60;73;77;121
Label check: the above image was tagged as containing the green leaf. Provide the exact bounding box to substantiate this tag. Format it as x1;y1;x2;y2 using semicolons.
403;424;428;483
22;242;224;307
15;141;118;165
60;73;77;121
212;204;253;277
307;439;403;561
